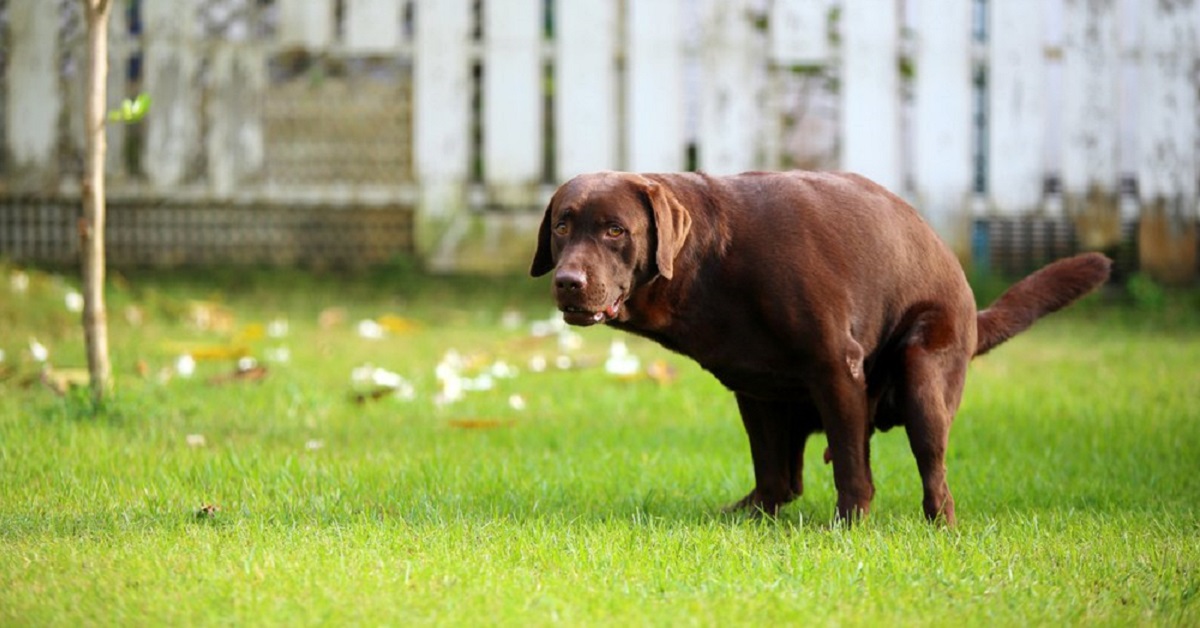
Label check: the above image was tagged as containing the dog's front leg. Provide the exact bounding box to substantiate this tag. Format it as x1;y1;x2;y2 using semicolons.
726;393;810;516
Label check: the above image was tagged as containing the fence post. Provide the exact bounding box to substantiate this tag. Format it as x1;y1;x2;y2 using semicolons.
277;0;336;48
414;0;471;264
1062;0;1121;250
555;0;618;180
840;0;901;193
483;0;543;206
207;44;265;197
987;0;1045;217
1135;1;1199;284
142;0;201;188
5;0;60;190
912;0;973;256
345;0;404;53
626;0;686;172
697;0;764;175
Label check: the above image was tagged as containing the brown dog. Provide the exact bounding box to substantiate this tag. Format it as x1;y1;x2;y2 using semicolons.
531;170;1111;524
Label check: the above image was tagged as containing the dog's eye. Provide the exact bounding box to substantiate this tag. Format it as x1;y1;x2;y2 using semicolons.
605;225;625;238
553;221;569;236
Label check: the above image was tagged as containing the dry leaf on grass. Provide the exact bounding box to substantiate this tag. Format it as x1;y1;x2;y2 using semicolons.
318;307;347;330
40;367;90;396
207;364;268;385
195;504;220;519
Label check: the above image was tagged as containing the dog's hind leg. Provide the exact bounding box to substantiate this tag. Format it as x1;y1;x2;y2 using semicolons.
726;393;814;516
900;343;969;526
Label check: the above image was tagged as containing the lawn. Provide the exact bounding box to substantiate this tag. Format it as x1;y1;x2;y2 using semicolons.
1;262;1198;626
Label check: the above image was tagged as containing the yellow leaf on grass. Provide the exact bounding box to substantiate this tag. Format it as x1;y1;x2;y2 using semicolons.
377;314;420;334
234;323;265;344
165;343;249;361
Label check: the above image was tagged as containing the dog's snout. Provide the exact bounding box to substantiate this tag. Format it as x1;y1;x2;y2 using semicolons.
555;268;587;292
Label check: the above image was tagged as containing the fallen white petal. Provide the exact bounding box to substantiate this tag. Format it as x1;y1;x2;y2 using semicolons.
64;291;84;313
10;271;29;293
267;318;289;338
176;354;196;377
529;355;547;373
357;319;385;339
29;339;48;363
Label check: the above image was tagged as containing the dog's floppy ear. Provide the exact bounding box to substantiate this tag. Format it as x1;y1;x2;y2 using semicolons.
530;198;555;277
638;178;692;280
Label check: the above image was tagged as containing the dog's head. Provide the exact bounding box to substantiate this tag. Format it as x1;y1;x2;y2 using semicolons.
530;172;692;327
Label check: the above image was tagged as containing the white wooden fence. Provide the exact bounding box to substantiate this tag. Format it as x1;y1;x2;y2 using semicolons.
2;0;1198;277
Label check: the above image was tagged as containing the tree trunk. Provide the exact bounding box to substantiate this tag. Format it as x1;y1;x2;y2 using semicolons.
81;0;113;403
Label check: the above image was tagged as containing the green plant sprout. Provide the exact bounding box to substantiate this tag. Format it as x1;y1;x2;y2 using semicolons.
108;93;151;123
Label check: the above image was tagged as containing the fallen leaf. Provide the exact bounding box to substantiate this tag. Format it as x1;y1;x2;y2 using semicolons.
195;504;220;519
124;305;145;326
165;343;249;361
646;360;679;385
233;323;265;344
187;300;235;332
207;365;268;385
318;307;347;330
41;367;90;396
377;314;420;334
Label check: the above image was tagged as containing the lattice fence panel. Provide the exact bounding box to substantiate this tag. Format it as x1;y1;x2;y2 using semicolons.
264;59;414;187
0;198;414;268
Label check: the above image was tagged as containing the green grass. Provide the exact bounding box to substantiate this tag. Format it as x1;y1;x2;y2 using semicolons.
2;263;1198;626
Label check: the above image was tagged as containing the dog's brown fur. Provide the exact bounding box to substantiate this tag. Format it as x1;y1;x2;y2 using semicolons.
531;170;1111;524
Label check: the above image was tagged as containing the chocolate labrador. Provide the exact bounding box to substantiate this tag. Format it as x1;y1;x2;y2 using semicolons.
531;170;1111;524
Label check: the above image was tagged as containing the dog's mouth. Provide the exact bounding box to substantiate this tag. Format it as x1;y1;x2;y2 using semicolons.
560;295;624;326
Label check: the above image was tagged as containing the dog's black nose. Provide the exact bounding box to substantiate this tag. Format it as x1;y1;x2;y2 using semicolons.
555;268;587;292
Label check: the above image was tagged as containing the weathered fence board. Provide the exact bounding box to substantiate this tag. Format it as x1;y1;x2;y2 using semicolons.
483;0;543;206
913;0;973;248
142;0;202;188
277;0;336;49
5;0;59;186
345;0;406;53
840;0;902;193
555;0;618;180
208;44;266;196
626;0;686;172
1062;0;1121;248
769;0;831;66
413;0;471;220
1135;0;1199;283
697;0;764;175
987;0;1046;216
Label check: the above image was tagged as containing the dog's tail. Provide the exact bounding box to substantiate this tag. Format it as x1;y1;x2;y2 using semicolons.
974;252;1112;357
